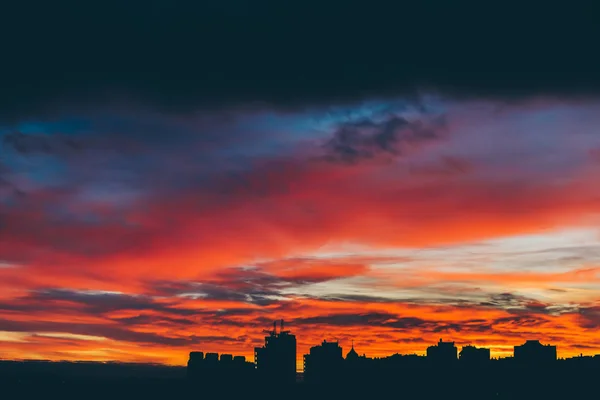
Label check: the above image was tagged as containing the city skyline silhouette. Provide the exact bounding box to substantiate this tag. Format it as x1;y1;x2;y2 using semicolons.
2;319;599;399
186;320;598;372
4;318;598;371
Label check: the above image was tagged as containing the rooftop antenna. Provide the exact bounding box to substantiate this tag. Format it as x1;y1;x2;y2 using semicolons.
280;319;291;335
262;321;276;337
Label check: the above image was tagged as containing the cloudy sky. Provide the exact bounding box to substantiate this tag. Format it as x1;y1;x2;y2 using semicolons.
1;2;600;368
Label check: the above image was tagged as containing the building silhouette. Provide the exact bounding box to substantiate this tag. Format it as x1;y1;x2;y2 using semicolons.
426;338;457;364
204;352;219;367
254;319;297;385
344;341;372;367
345;341;359;362
220;354;233;364
303;340;344;384
342;341;376;382
187;351;204;377
460;345;491;364
514;340;557;364
187;351;254;384
186;335;579;393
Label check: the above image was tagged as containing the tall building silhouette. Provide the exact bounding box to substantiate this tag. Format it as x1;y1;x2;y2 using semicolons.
514;340;557;364
303;340;344;384
254;319;297;385
426;338;457;364
459;345;490;364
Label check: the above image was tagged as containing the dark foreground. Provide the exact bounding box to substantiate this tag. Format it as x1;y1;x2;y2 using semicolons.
1;376;598;400
1;360;598;400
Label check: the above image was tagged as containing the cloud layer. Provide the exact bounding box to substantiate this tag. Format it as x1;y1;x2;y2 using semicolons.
1;97;600;366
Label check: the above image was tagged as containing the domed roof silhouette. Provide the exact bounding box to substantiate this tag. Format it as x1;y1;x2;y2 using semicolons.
346;340;359;360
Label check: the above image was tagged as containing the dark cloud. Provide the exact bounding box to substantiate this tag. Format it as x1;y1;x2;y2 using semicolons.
323;116;444;163
0;288;263;345
386;336;426;344
0;289;198;318
294;312;426;328
113;315;195;327
571;344;600;349
0;318;194;347
309;291;563;317
2;132;83;155
547;288;568;293
294;312;500;335
577;306;600;329
30;289;165;313
481;292;533;308
1;2;599;120
186;284;279;307
148;271;286;307
491;314;549;328
188;335;245;343
310;294;402;303
1;129;147;159
479;292;569;315
148;265;358;306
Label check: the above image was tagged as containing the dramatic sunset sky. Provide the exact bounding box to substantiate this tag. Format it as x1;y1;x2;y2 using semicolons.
1;2;599;369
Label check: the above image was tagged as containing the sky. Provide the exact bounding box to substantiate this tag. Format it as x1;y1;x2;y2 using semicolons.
1;2;600;369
